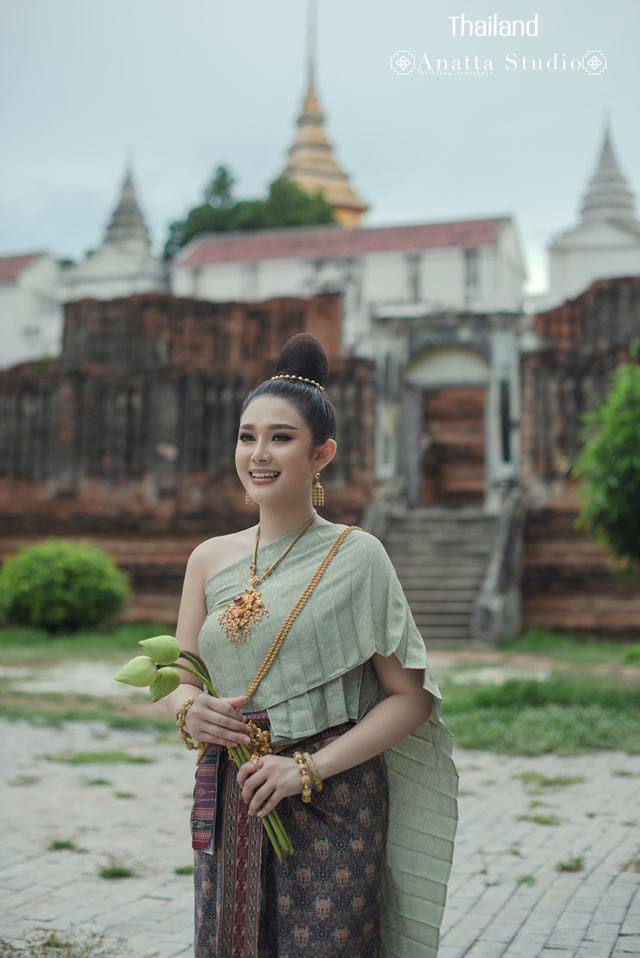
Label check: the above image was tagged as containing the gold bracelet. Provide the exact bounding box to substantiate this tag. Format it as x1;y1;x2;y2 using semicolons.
176;696;198;751
293;751;312;803
302;751;323;792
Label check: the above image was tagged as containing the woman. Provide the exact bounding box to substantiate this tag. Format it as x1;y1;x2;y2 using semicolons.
164;333;459;957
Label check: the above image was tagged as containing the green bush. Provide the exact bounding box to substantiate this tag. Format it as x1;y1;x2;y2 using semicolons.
571;343;640;566
0;538;131;633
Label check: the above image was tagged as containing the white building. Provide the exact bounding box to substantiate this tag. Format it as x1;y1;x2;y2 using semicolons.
0;164;166;369
171;215;526;355
0;251;61;368
545;118;640;308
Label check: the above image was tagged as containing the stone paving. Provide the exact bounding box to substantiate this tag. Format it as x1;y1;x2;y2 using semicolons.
0;713;639;956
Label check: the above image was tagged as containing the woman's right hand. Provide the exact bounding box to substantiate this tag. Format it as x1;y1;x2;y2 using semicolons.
184;691;252;747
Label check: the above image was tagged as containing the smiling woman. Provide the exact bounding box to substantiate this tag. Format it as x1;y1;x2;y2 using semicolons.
169;332;459;958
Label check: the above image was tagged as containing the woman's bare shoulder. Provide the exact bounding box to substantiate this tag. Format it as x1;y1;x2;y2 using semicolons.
193;527;258;581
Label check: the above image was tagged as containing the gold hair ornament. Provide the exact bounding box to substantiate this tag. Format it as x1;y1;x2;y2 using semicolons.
270;373;325;391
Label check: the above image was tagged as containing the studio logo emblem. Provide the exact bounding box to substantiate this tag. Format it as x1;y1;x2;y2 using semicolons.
390;50;416;75
582;50;607;75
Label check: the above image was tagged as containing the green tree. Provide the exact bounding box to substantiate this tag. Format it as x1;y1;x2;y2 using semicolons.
571;340;640;567
163;164;336;260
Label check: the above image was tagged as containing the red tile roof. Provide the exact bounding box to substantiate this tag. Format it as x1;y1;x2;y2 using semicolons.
179;217;508;268
0;252;46;284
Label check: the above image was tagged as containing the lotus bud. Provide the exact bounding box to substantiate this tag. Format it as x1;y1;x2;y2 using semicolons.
138;634;181;665
149;666;181;702
114;655;158;688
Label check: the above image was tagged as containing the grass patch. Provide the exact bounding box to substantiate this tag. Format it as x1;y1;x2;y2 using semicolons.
501;627;639;666
8;774;40;786
45;750;154;765
48;839;80;851
0;688;174;732
114;791;135;799
99;866;134;879
83;777;111;786
517;813;562;825
0;621;172;666
175;864;194;875
442;673;640;754
516;874;536;885
556;855;584;872
516;772;585;789
0;929;131;957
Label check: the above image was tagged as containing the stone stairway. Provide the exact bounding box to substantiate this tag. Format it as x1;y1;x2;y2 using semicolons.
381;505;497;643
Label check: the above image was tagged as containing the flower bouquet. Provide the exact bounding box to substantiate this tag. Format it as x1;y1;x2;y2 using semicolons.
114;634;293;861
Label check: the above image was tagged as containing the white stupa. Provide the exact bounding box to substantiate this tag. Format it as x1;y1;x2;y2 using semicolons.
547;115;640;306
62;160;166;301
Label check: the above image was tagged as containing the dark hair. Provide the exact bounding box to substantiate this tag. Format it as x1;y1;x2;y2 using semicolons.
240;333;336;446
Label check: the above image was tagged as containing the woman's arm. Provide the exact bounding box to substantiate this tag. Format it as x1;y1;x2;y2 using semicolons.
161;543;209;719
311;651;434;781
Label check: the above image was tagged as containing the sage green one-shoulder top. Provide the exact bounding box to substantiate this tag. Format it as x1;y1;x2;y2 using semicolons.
197;522;459;958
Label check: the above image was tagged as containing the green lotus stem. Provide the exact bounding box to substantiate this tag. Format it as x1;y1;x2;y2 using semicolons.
172;652;292;857
173;662;215;696
227;742;292;859
178;651;211;681
180;670;293;858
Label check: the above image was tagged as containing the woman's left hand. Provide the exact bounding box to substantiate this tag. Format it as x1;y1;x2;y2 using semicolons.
236;754;302;818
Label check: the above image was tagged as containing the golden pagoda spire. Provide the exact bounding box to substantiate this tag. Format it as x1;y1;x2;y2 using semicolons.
279;0;369;227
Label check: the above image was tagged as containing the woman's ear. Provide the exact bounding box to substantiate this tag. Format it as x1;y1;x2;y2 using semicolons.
315;438;337;470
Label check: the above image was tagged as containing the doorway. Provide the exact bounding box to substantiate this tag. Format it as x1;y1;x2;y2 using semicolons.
418;385;486;504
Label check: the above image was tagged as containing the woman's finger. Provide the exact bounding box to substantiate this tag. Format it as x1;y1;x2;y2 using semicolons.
200;722;251;746
248;781;276;817
256;794;279;818
241;766;267;803
237;760;261;788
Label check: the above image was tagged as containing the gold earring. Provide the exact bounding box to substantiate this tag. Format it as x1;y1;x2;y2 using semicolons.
312;472;324;507
245;489;253;505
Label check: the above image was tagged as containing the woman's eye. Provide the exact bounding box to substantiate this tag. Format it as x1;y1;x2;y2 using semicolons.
238;433;291;441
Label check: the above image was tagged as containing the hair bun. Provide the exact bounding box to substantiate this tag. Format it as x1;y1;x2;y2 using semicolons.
274;333;328;389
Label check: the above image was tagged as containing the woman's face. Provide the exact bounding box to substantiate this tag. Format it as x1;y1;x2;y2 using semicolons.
235;394;334;504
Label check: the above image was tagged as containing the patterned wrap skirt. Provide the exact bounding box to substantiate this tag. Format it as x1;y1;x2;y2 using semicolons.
191;708;390;957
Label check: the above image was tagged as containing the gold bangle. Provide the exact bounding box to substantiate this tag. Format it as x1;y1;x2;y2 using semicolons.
302;751;323;792
293;751;312;803
176;696;198;751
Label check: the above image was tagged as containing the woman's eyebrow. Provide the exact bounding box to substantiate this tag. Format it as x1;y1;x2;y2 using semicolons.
239;423;300;430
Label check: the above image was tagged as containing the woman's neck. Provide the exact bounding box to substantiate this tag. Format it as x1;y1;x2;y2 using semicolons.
256;505;320;544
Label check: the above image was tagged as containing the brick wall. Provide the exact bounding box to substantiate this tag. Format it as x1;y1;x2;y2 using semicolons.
520;275;640;635
0;292;375;619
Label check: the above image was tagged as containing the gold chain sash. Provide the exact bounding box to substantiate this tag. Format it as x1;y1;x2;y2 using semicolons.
197;525;362;764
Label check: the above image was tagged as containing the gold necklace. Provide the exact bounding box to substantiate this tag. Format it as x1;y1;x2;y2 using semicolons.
217;512;318;644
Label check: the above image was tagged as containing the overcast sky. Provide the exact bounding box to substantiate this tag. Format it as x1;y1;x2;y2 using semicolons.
2;0;638;294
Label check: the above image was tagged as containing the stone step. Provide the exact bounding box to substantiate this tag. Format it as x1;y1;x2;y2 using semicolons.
388;535;492;547
407;601;474;614
396;568;484;578
403;590;477;603
389;545;490;559
411;610;472;623
388;506;489;519
401;582;482;594
412;623;473;640
382;509;494;642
